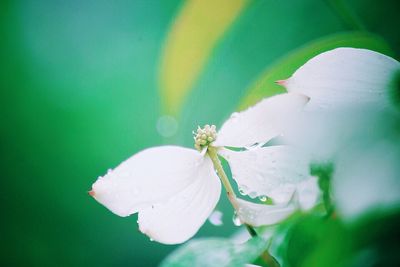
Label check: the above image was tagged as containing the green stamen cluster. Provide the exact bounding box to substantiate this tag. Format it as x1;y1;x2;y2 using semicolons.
193;124;217;151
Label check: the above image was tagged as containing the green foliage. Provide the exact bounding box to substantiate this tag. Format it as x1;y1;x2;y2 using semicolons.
270;214;352;267
351;211;400;266
311;163;335;215
160;237;268;267
268;210;400;267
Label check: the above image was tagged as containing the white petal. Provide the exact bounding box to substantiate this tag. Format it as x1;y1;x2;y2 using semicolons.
219;146;309;203
284;105;400;161
138;156;221;244
333;142;400;221
283;48;400;111
296;176;321;210
214;93;309;148
91;146;206;217
234;198;295;227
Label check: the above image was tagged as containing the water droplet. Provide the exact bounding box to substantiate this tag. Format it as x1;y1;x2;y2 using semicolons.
238;184;248;196
208;210;223;226
232;212;242;226
258;196;267;202
248;191;258;198
149;238;154;242
156;115;178;138
238;188;246;195
107;169;112;174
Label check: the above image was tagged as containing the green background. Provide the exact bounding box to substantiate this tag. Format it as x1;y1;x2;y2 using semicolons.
1;0;399;266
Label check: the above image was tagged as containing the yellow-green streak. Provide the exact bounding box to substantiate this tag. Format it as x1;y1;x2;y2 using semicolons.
159;0;250;115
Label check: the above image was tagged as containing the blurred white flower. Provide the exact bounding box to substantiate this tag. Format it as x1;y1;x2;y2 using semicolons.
278;47;400;219
90;93;317;244
333;142;400;220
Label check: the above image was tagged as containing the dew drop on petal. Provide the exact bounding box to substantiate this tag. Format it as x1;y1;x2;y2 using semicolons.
232;211;242;226
238;188;246;196
258;196;267;202
208;210;223;226
248;191;258;199
149;238;154;242
107;169;112;174
238;184;249;196
156;115;179;137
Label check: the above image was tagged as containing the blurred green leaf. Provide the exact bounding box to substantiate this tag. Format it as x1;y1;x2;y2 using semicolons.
239;32;393;110
160;237;268;267
270;214;352;267
350;211;400;267
159;0;249;115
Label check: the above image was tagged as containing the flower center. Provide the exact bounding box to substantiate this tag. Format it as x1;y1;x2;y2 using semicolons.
193;124;217;151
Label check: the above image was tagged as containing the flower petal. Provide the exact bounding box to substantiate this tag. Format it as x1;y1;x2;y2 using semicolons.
283;48;400;111
138;156;221;244
234;176;320;227
296;176;321;210
219;146;309;203
333;142;400;221
91;146;206;217
234;198;295;227
214;93;309;148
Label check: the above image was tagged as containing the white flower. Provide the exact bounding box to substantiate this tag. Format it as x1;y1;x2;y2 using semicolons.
277;47;400;219
281;48;399;112
90;93;316;244
280;47;400;160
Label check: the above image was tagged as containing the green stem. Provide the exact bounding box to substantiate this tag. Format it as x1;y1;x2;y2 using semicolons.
207;147;236;198
325;0;366;31
208;146;280;266
261;250;280;267
207;146;257;237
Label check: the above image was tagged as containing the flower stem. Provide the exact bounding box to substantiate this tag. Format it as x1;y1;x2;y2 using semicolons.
207;147;236;198
207;146;258;237
208;146;280;267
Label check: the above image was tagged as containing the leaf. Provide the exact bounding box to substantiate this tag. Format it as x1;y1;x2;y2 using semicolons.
159;0;249;115
160;237;268;267
239;32;394;110
269;214;352;267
